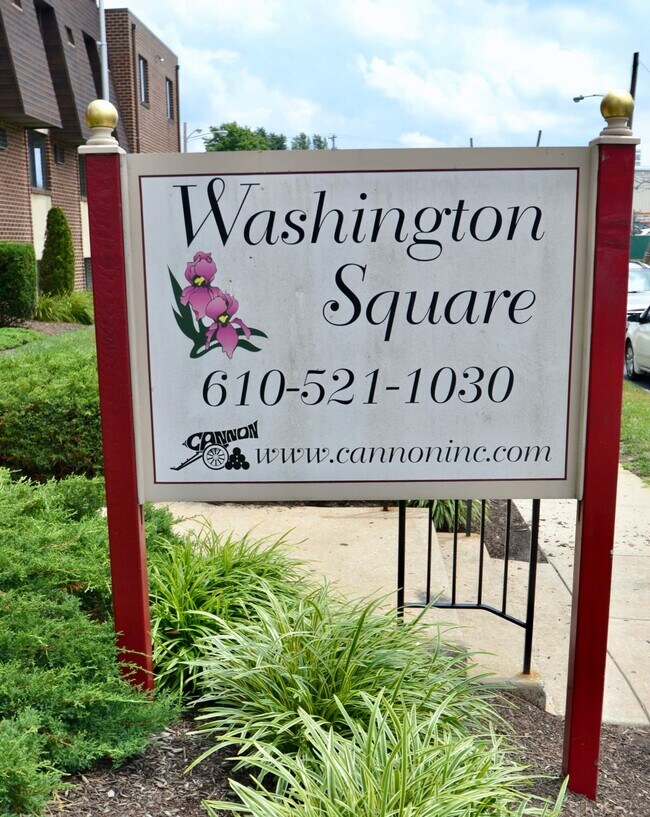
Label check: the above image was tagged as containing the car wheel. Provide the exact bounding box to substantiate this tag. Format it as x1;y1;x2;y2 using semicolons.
625;341;641;381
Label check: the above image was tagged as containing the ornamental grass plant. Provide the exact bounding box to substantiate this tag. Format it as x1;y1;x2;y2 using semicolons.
205;695;565;817
406;498;484;533
34;291;94;324
149;524;310;699
191;585;496;763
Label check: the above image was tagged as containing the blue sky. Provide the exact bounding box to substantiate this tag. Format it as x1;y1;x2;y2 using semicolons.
105;0;649;162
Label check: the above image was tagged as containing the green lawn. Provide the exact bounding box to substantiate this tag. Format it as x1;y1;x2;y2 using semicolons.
620;380;650;483
0;326;41;350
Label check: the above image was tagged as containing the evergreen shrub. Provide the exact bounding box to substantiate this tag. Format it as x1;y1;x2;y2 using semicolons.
0;328;102;478
0;471;179;813
39;207;75;296
0;242;37;326
0;709;62;815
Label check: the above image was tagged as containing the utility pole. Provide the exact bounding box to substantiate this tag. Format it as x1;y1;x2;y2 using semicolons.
629;51;639;129
329;134;337;149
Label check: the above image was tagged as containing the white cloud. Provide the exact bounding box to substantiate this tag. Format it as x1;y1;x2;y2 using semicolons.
177;44;324;138
357;20;623;146
332;0;432;43
105;0;285;37
398;131;448;148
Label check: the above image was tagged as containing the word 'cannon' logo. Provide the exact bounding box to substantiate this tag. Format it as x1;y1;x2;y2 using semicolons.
172;421;259;472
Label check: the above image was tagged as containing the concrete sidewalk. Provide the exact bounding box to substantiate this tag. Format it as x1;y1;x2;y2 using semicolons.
516;467;650;724
163;465;650;726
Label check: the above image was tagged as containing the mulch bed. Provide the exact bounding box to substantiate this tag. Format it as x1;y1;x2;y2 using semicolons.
43;693;649;816
21;320;87;335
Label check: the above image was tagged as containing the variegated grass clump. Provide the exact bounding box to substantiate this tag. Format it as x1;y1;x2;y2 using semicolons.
191;586;495;761
204;695;566;817
149;523;310;700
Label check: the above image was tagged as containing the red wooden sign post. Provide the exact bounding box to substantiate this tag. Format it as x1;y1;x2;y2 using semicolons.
562;96;639;798
80;102;153;691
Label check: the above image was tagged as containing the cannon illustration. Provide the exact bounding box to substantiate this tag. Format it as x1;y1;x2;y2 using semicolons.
172;442;229;471
172;426;255;472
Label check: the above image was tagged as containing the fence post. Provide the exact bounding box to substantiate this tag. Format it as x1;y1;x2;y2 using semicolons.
562;92;638;798
79;101;153;691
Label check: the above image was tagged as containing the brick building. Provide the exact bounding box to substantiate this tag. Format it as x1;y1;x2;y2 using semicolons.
105;8;180;154
0;0;179;289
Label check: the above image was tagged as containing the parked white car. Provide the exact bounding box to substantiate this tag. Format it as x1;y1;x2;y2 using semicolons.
625;305;650;380
628;261;650;319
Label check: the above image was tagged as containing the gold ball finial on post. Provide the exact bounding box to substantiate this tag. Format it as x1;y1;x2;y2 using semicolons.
84;99;119;146
599;90;634;135
86;99;119;129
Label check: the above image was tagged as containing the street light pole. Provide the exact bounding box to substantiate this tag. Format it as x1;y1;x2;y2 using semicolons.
183;122;202;152
97;0;109;101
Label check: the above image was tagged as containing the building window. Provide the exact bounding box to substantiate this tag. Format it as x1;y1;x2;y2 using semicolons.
84;258;92;291
53;144;65;164
28;131;49;190
78;155;87;196
65;26;74;45
0;129;7;150
166;78;174;119
138;56;149;104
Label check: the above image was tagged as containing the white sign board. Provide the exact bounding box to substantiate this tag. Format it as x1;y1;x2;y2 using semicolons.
125;148;591;501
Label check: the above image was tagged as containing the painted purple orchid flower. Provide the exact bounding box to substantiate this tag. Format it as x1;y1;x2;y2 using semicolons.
180;251;218;320
204;290;251;358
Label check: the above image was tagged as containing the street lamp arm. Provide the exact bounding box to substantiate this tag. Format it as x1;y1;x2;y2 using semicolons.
573;94;605;103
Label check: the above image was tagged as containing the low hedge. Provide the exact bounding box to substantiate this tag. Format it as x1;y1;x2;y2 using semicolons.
0;242;37;326
0;328;102;478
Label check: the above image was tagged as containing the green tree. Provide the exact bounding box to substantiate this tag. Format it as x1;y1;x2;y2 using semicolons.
256;127;288;150
204;122;329;152
204;122;287;151
39;207;75;296
291;132;311;150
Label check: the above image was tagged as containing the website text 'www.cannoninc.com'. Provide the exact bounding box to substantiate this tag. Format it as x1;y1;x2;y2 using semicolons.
255;442;553;466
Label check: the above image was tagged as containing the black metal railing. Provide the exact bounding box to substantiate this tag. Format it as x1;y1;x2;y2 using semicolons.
396;499;541;674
